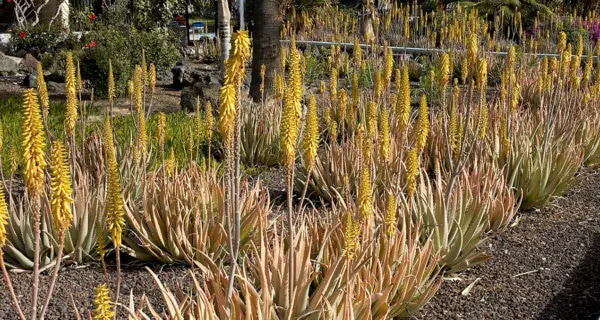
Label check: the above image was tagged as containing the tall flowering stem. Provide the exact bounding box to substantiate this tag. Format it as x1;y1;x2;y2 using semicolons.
103;117;125;317
218;30;250;310
22;88;47;320
298;95;318;214
40;140;73;320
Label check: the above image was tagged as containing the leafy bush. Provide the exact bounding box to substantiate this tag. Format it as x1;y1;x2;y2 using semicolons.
79;27;180;96
10;23;79;56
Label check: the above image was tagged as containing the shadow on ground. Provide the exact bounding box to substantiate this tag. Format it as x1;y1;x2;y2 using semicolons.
537;232;600;320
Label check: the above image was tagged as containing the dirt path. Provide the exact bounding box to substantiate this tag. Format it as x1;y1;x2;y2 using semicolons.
414;169;600;320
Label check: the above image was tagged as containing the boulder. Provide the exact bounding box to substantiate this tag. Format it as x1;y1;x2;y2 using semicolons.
0;52;22;75
172;64;186;88
47;81;65;92
180;81;220;112
20;54;39;74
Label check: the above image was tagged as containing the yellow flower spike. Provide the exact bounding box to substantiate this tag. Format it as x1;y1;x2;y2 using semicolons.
390;93;397;111
204;101;214;141
477;58;487;91
384;47;394;88
384;192;396;236
460;55;469;85
133;65;143;114
231;30;251;62
157;112;166;156
415;95;429;152
49;140;73;232
9;147;18;174
439;53;450;90
165;147;176;176
137;106;147;162
374;68;383;101
218;83;237;143
343;212;359;261
466;31;478;67
0;186;8;247
65;52;78;138
353;37;362;67
506;46;515;72
280;87;299;170
397;66;410;131
450;81;459;151
394;67;401;93
107;60;114;107
324;106;332;129
510;77;520;114
367;101;377;139
379;107;390;163
303;95;319;171
36;62;49;119
478;103;487;139
22;89;47;195
127;79;134;105
405;148;418;198
104;118;125;247
328;121;338;144
92;284;114;320
358;166;372;222
275;74;284;99
329;67;338;105
149;63;156;97
337;89;348;126
576;34;583;57
319;80;326;95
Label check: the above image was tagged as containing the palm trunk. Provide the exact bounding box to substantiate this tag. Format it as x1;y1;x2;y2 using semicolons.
218;0;231;78
249;0;281;101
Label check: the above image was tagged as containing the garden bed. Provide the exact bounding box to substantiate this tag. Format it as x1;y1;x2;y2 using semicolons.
0;170;598;319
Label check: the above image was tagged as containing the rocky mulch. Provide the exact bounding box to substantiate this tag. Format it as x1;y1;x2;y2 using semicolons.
414;168;600;320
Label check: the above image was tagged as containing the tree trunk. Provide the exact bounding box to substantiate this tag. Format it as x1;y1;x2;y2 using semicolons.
249;0;281;102
218;0;231;78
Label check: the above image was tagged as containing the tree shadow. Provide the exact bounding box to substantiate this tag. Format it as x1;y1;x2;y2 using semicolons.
537;232;600;320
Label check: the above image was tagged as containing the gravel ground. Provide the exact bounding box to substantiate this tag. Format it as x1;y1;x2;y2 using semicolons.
414;169;600;320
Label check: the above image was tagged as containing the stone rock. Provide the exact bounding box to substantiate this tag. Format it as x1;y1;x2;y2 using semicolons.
180;81;221;112
172;64;186;88
23;73;37;88
47;81;65;92
0;52;22;75
20;54;39;74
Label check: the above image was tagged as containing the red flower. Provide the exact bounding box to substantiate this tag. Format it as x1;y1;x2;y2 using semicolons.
89;12;96;21
85;43;90;48
91;41;96;47
63;28;68;33
18;31;25;39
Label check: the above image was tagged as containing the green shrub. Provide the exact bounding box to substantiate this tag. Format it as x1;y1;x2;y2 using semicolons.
80;27;180;97
10;23;79;56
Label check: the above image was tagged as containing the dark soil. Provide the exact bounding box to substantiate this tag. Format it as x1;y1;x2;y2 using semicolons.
414;169;600;320
0;261;200;319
